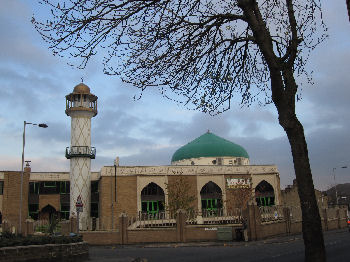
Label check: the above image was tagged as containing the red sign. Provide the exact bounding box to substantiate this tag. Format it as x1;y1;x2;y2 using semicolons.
75;195;83;207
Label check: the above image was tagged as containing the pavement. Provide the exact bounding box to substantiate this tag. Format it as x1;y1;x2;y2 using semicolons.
88;229;350;262
99;228;349;249
92;230;305;249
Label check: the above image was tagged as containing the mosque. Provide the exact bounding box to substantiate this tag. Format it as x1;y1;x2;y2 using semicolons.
0;83;282;231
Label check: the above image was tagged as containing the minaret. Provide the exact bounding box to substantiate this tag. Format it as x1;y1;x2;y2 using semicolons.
65;83;97;229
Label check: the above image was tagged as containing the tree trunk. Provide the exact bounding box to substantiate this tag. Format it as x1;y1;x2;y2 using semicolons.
237;2;327;258
278;110;326;262
347;0;350;22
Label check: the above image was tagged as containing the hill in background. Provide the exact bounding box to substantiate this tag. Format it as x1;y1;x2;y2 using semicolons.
325;183;350;206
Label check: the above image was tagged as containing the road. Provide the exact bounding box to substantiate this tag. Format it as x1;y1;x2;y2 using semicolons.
87;229;350;262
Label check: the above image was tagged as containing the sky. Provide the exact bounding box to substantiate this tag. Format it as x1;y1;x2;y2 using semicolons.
0;0;349;190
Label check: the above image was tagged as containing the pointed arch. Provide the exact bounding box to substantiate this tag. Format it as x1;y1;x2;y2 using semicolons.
255;180;275;206
200;181;223;214
140;182;165;215
39;204;58;221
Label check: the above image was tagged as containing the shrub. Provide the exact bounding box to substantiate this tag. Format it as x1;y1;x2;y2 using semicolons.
0;233;82;248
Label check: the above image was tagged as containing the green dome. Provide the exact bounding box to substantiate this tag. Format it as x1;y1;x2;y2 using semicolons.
171;132;249;162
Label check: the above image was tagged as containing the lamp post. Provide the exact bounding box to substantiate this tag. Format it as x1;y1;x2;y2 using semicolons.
19;121;48;234
332;166;347;205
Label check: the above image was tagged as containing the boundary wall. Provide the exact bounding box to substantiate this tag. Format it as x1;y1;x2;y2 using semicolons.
3;206;346;245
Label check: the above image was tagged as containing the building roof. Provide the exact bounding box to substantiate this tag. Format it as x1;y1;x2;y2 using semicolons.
171;132;249;162
73;83;90;94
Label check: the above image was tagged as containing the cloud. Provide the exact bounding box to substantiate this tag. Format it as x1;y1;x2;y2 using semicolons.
0;0;349;194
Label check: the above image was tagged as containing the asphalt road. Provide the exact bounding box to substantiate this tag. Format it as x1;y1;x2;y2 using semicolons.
87;229;350;262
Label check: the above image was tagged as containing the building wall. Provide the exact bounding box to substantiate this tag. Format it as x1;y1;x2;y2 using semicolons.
98;176;115;229
0;165;281;232
99;171;138;229
2;170;30;229
116;175;137;221
281;181;328;208
39;194;60;211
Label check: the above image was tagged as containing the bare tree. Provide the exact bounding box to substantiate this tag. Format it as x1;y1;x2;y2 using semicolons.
165;177;196;215
33;0;328;260
226;187;252;211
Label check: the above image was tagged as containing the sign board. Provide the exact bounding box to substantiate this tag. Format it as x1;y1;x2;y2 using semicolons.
75;195;84;212
226;178;252;189
75;195;83;212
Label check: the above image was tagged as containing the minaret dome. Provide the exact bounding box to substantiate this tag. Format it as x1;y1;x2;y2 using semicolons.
65;83;98;117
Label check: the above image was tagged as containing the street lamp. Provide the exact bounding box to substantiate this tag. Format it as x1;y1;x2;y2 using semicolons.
332;166;347;205
19;121;48;234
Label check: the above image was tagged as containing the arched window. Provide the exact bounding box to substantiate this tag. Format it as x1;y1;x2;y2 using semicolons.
200;181;222;215
255;180;275;206
141;183;165;216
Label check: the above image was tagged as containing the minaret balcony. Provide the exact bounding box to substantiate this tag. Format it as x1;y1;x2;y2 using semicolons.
65;146;96;159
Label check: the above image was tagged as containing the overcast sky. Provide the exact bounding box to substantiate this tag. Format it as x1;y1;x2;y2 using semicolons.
0;1;349;190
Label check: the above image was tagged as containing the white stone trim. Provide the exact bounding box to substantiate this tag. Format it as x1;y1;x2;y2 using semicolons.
101;165;278;177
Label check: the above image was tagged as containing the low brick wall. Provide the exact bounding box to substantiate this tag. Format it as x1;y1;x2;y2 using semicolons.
249;206;348;241
259;221;287;239
0;242;88;262
81;231;120;245
128;228;177;244
185;226;218;242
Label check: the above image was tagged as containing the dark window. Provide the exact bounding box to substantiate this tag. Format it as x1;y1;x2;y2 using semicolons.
91;202;99;218
40;181;60;194
0;181;3;195
142;202;147;211
28;204;39;220
29;182;40;194
60;203;70;220
60;181;70;194
44;181;56;188
91;181;99;193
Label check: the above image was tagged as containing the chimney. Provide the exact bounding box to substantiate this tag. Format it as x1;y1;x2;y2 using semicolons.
24;160;31;173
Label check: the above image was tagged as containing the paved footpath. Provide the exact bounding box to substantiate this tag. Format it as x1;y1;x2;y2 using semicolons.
87;229;350;262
